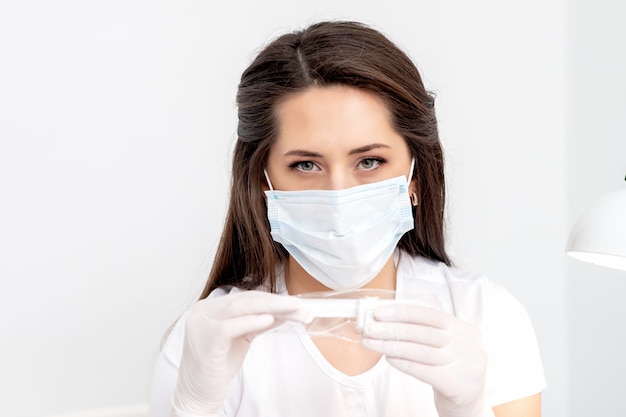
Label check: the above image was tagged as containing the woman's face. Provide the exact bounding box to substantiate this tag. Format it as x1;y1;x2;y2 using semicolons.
266;85;415;192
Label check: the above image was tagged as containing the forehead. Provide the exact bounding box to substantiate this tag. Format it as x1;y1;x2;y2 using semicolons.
272;85;406;153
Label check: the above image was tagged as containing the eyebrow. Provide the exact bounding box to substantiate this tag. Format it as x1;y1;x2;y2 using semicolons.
348;143;391;155
283;143;391;157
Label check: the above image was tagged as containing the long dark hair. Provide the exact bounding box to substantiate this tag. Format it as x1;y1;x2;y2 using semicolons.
200;21;449;298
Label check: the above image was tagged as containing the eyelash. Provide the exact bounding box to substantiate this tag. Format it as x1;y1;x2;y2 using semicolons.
288;157;387;172
357;157;386;170
289;161;319;172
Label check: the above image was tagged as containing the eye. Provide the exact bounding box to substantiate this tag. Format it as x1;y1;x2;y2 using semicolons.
357;157;385;170
290;161;319;172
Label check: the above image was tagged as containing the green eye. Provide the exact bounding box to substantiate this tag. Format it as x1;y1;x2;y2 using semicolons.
296;161;316;171
359;158;383;170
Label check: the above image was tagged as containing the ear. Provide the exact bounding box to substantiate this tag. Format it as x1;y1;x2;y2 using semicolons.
408;178;418;195
261;180;270;201
409;179;419;207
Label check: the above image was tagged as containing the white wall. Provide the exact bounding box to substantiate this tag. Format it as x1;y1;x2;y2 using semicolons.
0;1;578;416
0;2;232;414
435;4;568;415
567;1;626;415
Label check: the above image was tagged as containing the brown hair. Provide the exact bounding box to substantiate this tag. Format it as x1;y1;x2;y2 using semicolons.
199;20;449;298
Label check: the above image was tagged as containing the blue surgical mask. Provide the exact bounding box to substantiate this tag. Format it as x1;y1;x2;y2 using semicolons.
264;161;415;291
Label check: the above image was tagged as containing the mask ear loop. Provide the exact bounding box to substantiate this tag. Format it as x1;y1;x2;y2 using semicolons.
407;157;416;184
263;169;275;191
407;158;419;207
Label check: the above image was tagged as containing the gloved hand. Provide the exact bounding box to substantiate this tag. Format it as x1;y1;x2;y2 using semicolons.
361;304;492;417
172;290;311;417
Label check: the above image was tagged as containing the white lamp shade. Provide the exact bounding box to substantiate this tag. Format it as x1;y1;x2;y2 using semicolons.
566;187;626;271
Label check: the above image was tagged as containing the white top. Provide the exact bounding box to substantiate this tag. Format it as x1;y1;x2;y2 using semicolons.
149;254;546;417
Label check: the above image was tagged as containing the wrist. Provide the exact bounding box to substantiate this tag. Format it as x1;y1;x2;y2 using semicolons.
172;369;222;417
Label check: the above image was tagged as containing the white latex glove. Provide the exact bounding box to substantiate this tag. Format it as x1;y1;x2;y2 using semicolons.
172;290;311;417
361;304;491;417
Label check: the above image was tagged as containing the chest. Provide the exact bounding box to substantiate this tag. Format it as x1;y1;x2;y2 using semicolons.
312;333;382;376
238;330;437;417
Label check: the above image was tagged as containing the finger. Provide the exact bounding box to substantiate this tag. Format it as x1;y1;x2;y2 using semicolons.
361;337;451;366
373;304;451;328
384;357;451;388
384;356;476;398
220;313;276;339
363;320;448;347
184;312;277;352
273;308;314;324
231;312;310;341
198;291;305;319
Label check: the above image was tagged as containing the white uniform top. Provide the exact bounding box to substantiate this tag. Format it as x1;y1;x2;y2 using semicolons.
149;254;546;417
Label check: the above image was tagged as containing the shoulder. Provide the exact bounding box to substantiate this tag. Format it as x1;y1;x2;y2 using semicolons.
397;251;490;289
397;252;523;320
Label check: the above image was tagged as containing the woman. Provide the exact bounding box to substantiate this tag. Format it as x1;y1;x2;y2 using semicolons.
149;21;545;417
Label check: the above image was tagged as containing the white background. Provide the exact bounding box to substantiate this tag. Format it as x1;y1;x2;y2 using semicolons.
0;1;624;416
